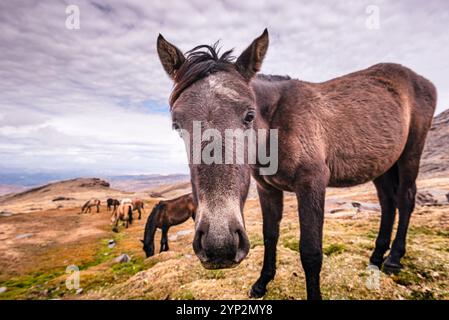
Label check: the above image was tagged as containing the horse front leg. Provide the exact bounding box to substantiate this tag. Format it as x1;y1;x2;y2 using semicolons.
296;167;329;300
160;225;169;252
112;218;119;233
249;184;283;298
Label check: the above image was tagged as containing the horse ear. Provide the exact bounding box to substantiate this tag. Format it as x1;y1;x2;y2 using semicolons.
235;29;269;81
157;34;185;80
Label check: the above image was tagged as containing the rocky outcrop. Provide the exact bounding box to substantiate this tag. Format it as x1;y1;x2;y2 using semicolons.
421;109;449;176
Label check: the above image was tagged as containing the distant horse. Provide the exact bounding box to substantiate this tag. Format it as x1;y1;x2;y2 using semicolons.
107;198;120;212
121;198;132;204
81;198;101;213
156;30;436;299
132;198;145;220
141;193;196;257
111;202;133;232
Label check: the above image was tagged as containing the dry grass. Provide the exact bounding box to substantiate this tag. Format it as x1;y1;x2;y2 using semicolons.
0;178;448;300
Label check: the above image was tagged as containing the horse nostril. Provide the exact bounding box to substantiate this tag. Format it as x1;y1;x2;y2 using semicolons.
193;229;206;258
234;227;250;262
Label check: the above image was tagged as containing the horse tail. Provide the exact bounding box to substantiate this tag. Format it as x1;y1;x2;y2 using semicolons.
128;205;133;225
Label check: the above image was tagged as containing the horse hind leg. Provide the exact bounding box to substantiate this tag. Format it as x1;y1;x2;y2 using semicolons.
383;153;421;274
370;164;399;268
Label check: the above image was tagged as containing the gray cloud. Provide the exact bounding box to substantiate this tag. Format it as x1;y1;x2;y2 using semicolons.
0;0;448;175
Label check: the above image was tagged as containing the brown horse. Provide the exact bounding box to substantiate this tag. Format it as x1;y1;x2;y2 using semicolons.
81;198;101;213
141;193;196;257
132;198;144;220
156;30;436;299
111;202;133;232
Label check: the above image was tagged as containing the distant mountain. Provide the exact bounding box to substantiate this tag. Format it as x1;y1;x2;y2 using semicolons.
107;174;190;192
0;172;189;195
0;177;110;203
421;109;449;176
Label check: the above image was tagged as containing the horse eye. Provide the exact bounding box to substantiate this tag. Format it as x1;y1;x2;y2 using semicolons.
244;110;256;124
172;122;183;137
172;122;181;131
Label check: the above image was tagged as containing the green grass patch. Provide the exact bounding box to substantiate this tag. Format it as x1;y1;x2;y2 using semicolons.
111;257;146;276
250;234;264;249
0;269;65;300
173;289;195;300
323;243;346;256
282;237;299;252
201;269;226;280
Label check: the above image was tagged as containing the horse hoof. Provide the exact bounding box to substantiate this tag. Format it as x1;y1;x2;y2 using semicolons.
249;285;266;299
369;257;383;269
382;256;403;275
112;227;119;233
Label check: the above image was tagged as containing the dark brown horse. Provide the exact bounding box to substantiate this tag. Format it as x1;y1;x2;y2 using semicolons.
156;29;436;299
141;193;196;257
106;198;120;212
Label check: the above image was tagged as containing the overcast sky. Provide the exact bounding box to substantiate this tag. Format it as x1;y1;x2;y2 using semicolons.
0;0;448;176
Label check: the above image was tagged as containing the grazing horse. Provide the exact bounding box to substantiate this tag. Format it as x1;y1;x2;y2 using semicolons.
111;202;133;232
81;198;101;213
156;29;437;299
132;198;145;220
107;198;120;212
141;193;196;257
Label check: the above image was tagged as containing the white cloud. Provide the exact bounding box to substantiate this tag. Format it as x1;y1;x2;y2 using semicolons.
0;0;448;175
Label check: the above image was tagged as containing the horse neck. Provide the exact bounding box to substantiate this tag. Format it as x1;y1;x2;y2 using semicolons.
143;204;161;243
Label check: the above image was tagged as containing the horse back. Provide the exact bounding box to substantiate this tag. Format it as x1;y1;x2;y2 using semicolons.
261;63;436;188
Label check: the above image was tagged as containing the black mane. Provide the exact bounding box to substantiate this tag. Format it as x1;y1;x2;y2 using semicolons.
256;74;291;81
170;42;235;106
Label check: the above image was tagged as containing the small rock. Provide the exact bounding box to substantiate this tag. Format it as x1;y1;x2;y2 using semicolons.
329;208;347;214
16;233;33;239
108;239;116;249
52;196;75;202
149;192;163;198
416;191;438;206
76;288;83;295
114;254;131;263
0;287;7;294
0;211;13;217
351;202;361;208
168;235;178;242
176;230;193;237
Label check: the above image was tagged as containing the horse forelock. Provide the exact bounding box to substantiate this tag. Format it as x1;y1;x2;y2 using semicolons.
170;42;236;107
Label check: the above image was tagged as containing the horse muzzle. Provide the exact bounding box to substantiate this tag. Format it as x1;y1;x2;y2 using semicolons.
192;220;250;269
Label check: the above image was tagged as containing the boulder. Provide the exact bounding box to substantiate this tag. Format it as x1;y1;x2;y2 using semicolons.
114;254;131;263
